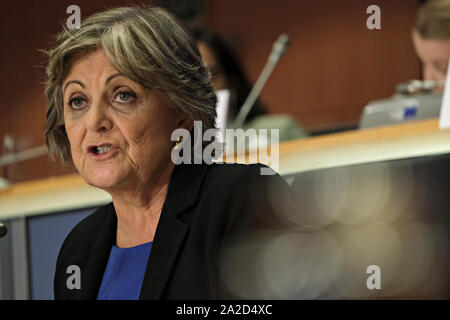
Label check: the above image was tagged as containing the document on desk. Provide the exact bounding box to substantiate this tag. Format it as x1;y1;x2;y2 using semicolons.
215;89;230;143
439;59;450;129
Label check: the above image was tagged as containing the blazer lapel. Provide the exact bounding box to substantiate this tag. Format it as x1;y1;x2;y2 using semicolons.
139;211;188;299
74;204;117;299
139;163;210;299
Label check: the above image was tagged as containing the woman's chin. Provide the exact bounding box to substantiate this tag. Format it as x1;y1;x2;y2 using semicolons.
82;169;125;190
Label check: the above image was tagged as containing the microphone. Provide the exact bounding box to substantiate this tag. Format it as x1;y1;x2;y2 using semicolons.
233;34;290;129
0;222;7;238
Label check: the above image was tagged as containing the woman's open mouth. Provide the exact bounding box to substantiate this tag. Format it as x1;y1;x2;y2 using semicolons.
88;144;119;159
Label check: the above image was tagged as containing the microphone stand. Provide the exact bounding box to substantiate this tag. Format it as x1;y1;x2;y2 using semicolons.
233;34;290;129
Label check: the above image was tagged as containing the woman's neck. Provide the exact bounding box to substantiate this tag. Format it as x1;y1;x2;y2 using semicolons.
110;162;174;248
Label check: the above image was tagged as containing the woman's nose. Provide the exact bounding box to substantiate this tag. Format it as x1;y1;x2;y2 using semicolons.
85;100;113;133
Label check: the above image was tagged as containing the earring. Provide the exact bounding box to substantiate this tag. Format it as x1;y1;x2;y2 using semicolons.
174;136;183;150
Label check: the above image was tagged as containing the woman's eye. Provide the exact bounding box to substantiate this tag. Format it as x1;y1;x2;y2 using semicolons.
69;98;86;110
114;91;136;103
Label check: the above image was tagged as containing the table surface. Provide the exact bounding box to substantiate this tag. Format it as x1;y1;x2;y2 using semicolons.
1;118;449;220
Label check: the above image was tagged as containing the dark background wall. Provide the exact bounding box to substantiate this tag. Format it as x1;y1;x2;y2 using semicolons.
0;0;421;183
205;0;420;129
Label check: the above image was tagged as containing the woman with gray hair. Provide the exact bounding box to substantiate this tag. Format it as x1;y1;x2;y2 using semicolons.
47;6;292;299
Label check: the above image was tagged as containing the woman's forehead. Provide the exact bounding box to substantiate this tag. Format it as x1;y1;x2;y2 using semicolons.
413;32;450;63
62;50;121;88
68;50;114;74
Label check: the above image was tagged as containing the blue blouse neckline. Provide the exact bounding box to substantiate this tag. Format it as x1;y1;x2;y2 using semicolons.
96;241;153;300
112;241;152;249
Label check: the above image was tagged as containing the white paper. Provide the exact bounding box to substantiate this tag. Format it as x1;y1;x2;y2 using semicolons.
215;89;230;143
439;58;450;129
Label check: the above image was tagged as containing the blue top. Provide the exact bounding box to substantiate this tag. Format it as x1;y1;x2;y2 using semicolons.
97;241;152;300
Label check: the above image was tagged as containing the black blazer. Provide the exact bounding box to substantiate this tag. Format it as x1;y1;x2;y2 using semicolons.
54;162;294;299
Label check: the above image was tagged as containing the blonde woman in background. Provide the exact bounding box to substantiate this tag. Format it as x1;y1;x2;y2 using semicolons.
412;0;450;82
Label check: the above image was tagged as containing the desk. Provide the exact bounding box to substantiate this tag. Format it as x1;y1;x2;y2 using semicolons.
1;118;449;220
237;118;450;175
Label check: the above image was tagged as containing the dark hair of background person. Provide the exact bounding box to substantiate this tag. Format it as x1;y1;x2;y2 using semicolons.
193;28;268;124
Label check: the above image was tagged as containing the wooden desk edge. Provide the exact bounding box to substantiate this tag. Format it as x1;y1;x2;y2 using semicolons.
1;118;448;200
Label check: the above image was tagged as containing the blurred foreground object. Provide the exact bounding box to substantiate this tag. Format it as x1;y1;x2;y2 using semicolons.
219;119;449;299
221;153;450;299
285;154;449;299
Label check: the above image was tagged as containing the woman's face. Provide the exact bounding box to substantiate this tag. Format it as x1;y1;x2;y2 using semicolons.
412;29;450;82
62;49;185;191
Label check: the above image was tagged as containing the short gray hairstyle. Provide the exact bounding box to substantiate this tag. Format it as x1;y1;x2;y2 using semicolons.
43;6;217;163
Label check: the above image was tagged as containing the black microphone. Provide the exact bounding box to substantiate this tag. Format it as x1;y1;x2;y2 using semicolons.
0;222;7;238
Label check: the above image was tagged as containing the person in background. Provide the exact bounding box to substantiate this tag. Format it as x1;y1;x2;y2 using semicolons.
193;29;308;143
412;0;450;82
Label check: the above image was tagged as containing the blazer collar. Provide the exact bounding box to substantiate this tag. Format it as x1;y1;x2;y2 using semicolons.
162;163;211;217
140;163;210;299
72;203;117;300
74;163;210;299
